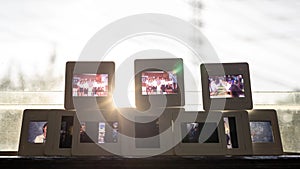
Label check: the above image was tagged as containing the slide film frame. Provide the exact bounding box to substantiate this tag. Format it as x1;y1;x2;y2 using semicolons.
71;109;121;156
119;108;176;157
19;109;74;156
45;110;75;156
221;110;253;155
201;62;253;110
134;58;185;111
173;111;227;155
248;109;283;155
64;61;115;110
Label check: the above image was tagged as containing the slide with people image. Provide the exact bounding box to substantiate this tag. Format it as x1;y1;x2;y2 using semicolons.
72;74;108;97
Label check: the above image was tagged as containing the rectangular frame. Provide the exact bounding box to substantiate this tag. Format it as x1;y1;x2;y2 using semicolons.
221;111;252;155
201;62;252;110
120;108;175;157
71;109;121;156
45;110;75;156
135;58;185;110
64;61;115;110
248;109;283;155
173;111;227;155
18;109;56;156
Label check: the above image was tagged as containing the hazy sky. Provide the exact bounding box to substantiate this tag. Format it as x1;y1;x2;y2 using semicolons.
1;0;300;91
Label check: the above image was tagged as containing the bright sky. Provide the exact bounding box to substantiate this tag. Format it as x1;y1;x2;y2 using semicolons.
0;0;300;91
201;0;300;91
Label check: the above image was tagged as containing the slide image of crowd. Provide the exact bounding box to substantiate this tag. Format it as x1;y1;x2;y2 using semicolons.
209;74;245;98
72;74;108;97
250;121;274;143
28;121;48;144
141;71;178;95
